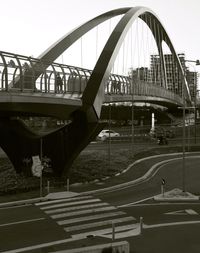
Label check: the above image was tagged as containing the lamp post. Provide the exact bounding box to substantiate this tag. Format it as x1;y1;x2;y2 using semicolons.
184;59;200;144
179;105;196;192
131;72;134;157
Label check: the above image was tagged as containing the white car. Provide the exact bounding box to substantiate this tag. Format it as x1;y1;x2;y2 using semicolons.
97;129;120;141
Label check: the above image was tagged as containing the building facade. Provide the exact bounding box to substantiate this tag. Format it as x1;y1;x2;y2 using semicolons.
130;53;198;101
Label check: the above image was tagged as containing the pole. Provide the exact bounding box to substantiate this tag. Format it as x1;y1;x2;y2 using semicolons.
182;82;186;192
40;175;42;197
194;85;197;144
108;101;111;169
131;75;134;157
131;98;134;157
161;184;165;197
47;180;50;194
40;138;43;197
67;178;70;192
112;221;115;241
140;217;143;235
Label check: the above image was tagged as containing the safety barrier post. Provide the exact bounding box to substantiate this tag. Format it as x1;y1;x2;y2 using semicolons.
112;221;115;241
140;216;143;235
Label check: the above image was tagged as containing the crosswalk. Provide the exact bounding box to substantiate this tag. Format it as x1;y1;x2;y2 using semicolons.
35;195;140;239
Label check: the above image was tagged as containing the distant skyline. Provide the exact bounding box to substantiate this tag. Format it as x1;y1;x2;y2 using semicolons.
1;0;200;72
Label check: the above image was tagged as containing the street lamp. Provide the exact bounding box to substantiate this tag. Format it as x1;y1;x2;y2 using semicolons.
184;59;200;144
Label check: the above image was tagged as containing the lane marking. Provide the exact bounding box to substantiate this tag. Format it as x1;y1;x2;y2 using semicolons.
71;223;139;239
35;195;92;206
118;195;155;207
51;206;116;219
58;211;125;225
45;202;109;214
165;209;198;215
101;227;141;239
186;209;198;215
0;217;45;227
144;220;200;229
0;204;32;210
64;216;135;232
83;155;200;196
40;199;101;210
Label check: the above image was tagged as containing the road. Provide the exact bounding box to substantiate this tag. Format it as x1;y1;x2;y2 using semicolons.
1;154;200;252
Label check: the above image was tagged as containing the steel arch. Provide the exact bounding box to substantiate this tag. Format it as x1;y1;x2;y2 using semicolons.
37;7;190;118
82;7;191;116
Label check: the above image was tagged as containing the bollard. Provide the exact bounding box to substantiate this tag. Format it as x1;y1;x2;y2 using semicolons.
112;221;115;241
140;216;143;235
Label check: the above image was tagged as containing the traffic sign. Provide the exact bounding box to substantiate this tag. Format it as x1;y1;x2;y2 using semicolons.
161;178;166;185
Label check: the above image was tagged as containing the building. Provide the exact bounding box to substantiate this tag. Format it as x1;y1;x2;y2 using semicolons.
144;53;198;101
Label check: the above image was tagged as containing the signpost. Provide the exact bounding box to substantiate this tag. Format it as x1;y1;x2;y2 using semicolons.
161;178;166;197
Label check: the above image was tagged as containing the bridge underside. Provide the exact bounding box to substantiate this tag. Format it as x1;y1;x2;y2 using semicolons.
0;114;104;177
105;95;183;109
0;91;184;177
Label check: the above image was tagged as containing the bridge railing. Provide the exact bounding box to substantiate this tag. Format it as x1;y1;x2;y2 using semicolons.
105;76;183;104
0;51;183;105
0;51;92;94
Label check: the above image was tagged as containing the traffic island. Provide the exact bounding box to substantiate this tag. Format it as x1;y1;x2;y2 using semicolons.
154;188;199;202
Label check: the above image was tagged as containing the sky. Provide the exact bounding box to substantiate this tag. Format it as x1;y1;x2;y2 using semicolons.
0;0;200;73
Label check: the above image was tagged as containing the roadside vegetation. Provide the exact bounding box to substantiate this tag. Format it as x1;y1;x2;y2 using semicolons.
0;136;199;202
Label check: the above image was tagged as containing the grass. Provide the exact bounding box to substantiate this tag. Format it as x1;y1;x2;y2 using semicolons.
0;142;199;203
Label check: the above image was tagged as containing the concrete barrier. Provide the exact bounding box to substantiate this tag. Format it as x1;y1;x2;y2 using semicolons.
50;241;129;253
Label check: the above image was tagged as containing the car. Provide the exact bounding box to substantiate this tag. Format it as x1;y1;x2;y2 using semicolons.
97;129;120;141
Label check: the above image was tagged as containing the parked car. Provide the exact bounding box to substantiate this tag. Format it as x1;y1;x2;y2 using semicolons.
97;129;120;141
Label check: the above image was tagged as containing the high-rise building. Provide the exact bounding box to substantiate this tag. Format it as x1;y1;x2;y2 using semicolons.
148;53;198;101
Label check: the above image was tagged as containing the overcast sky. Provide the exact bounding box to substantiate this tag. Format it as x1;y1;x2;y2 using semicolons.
1;0;199;71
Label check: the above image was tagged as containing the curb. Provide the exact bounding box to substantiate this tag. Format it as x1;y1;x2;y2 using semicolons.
80;152;200;196
0;197;47;208
1;152;200;207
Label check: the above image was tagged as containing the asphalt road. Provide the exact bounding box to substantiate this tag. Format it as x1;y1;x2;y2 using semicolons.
1;154;200;252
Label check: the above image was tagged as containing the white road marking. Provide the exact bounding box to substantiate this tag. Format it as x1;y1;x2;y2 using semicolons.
40;198;101;210
57;211;125;225
71;223;139;239
0;204;32;210
165;209;198;215
35;195;92;206
118;195;155;207
186;209;198;215
0;217;45;227
51;206;116;219
144;220;200;229
64;216;135;232
45;202;109;214
101;226;141;239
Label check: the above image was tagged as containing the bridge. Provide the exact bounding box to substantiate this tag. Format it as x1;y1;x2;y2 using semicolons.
0;7;197;176
0;51;185;119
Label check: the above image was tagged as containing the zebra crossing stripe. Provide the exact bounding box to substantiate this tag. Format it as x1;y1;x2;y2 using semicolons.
57;211;125;225
35;195;92;206
40;198;101;210
71;223;139;239
51;206;116;219
64;216;135;232
45;202;109;215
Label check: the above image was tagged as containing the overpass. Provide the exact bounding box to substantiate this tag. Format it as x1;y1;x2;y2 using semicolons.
0;7;195;176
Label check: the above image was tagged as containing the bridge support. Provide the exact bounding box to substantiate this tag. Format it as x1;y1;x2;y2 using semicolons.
0;115;104;177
